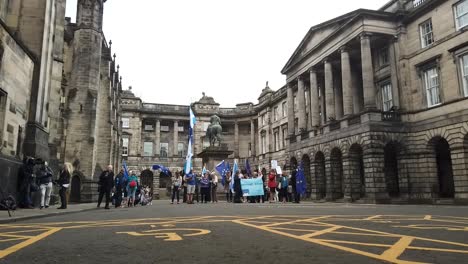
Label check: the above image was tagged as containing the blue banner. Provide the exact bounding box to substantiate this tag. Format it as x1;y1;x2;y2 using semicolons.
240;177;265;196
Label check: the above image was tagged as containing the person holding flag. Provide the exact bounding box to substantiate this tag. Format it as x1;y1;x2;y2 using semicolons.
295;161;307;203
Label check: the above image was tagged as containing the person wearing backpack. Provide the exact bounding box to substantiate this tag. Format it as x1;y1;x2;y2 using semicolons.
279;173;289;203
127;171;138;207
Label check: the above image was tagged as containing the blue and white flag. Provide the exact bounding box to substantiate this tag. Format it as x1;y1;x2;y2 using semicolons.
202;165;207;175
230;159;238;191
122;160;129;181
185;108;196;175
152;164;171;176
296;161;307;195
215;160;226;185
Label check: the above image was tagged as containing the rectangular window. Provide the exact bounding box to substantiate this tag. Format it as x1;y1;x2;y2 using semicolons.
423;67;441;107
378;47;389;66
381;83;393;111
294;118;298;134
6;124;14;148
274;107;279;121
143;142;153;157
122;117;130;128
261;134;266;154
282;101;287;117
144;123;154;131
460;54;468;97
160;143;168;157
274;131;279;151
420;19;434;48
294;96;297;112
122;138;129;156
282;127;287;149
262;115;266;125
455;0;468;30
178;126;184;132
160;125;170;132
177;143;185;157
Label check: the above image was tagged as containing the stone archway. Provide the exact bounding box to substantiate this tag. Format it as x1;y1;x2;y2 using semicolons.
384;142;400;197
302;154;311;198
140;169;154;192
430;137;455;198
315;152;326;200
330;148;344;199
349;144;365;199
69;175;81;203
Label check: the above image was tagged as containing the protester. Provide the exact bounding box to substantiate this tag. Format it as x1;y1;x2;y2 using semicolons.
291;165;300;203
268;169;277;203
171;171;182;204
200;172;211;203
233;170;243;203
210;172;218;203
97;165;114;209
185;170;196;204
224;171;233;202
195;173;201;203
127;171;138;207
17;157;35;209
279;173;289;203
36;160;54;209
114;168;125;208
57;163;72;209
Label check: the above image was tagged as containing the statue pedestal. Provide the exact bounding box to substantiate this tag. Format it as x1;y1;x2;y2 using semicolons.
197;146;233;172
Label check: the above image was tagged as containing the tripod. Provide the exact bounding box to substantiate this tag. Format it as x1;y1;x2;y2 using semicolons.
0;186;12;217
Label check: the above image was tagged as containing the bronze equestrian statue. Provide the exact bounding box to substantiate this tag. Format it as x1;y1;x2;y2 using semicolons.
206;115;222;146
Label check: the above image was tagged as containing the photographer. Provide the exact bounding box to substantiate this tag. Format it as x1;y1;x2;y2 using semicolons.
36;160;54;209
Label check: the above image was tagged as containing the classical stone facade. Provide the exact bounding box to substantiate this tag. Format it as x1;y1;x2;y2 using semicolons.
122;0;468;204
0;0;123;202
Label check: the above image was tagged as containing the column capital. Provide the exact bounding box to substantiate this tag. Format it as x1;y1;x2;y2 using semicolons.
287;82;295;89
297;75;304;82
323;57;331;64
339;45;349;53
308;67;317;73
359;32;372;40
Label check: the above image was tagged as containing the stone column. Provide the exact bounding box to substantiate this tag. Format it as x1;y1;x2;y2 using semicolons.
389;39;400;109
309;68;320;128
173;120;178;157
320;84;326;125
297;76;307;133
155;120;161;156
324;58;335;121
257;118;262;155
250;119;256;157
341;46;353;116
360;33;377;110
234;121;239;157
287;83;295;136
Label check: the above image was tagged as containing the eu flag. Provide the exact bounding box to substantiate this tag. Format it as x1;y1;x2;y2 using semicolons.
122;160;129;181
215;160;226;185
296;161;307;195
152;164;171;176
245;159;252;177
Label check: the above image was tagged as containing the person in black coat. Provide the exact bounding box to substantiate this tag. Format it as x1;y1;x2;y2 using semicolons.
233;171;243;203
17;157;35;209
97;165;114;209
291;165;300;203
114;169;124;208
57;163;72;209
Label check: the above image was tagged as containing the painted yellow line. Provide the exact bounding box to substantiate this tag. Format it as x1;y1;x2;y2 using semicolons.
319;239;390;248
407;246;468;254
0;238;27;243
424;215;432;220
0;233;34;239
364;215;382;220
262;216;330;228
300;226;341;238
381;236;415;260
0;228;62;259
271;227;320;232
232;219;425;264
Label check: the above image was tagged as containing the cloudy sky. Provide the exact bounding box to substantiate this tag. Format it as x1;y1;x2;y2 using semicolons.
66;0;389;107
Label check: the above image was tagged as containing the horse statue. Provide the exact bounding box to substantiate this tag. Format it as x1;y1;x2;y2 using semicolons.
206;115;222;146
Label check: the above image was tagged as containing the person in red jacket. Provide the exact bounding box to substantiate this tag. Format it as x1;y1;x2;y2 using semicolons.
268;169;277;203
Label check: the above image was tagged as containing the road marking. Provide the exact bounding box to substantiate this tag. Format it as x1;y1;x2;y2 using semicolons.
117;228;211;241
0;228;62;259
381;236;415;261
424;215;432;220
364;215;381;220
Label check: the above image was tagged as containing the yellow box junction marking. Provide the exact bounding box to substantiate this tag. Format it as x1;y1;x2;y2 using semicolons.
117;228;211;241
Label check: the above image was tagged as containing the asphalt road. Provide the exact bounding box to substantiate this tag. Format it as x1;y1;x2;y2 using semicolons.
1;201;468;264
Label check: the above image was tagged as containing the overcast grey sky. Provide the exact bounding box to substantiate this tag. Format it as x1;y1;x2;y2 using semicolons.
66;0;389;107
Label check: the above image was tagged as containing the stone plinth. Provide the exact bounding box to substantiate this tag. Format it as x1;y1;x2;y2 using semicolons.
197;146;233;172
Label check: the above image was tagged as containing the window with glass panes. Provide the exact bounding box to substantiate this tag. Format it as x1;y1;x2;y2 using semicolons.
261;134;266;154
381;83;393;111
177;143;185;157
122;138;129;156
461;54;468;97
274;131;279;151
423;67;441;107
420;19;434;48
121;117;130;128
454;0;468;30
143;142;153;156
282;101;287;117
160;143;169;157
274;107;279;121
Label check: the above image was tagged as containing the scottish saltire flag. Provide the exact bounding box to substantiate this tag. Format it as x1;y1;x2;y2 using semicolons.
152;164;171;176
245;159;252;177
202;165;207;175
296;161;307;195
185;108;196;174
230;159;238;191
215;160;226;185
122;160;129;181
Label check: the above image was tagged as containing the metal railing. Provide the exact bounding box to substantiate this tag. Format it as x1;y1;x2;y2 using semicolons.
413;0;428;8
382;111;401;122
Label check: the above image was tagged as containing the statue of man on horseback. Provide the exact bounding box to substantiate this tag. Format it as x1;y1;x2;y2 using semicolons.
206;115;222;146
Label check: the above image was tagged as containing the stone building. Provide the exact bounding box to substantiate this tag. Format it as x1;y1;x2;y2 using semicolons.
0;0;123;203
122;0;468;204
